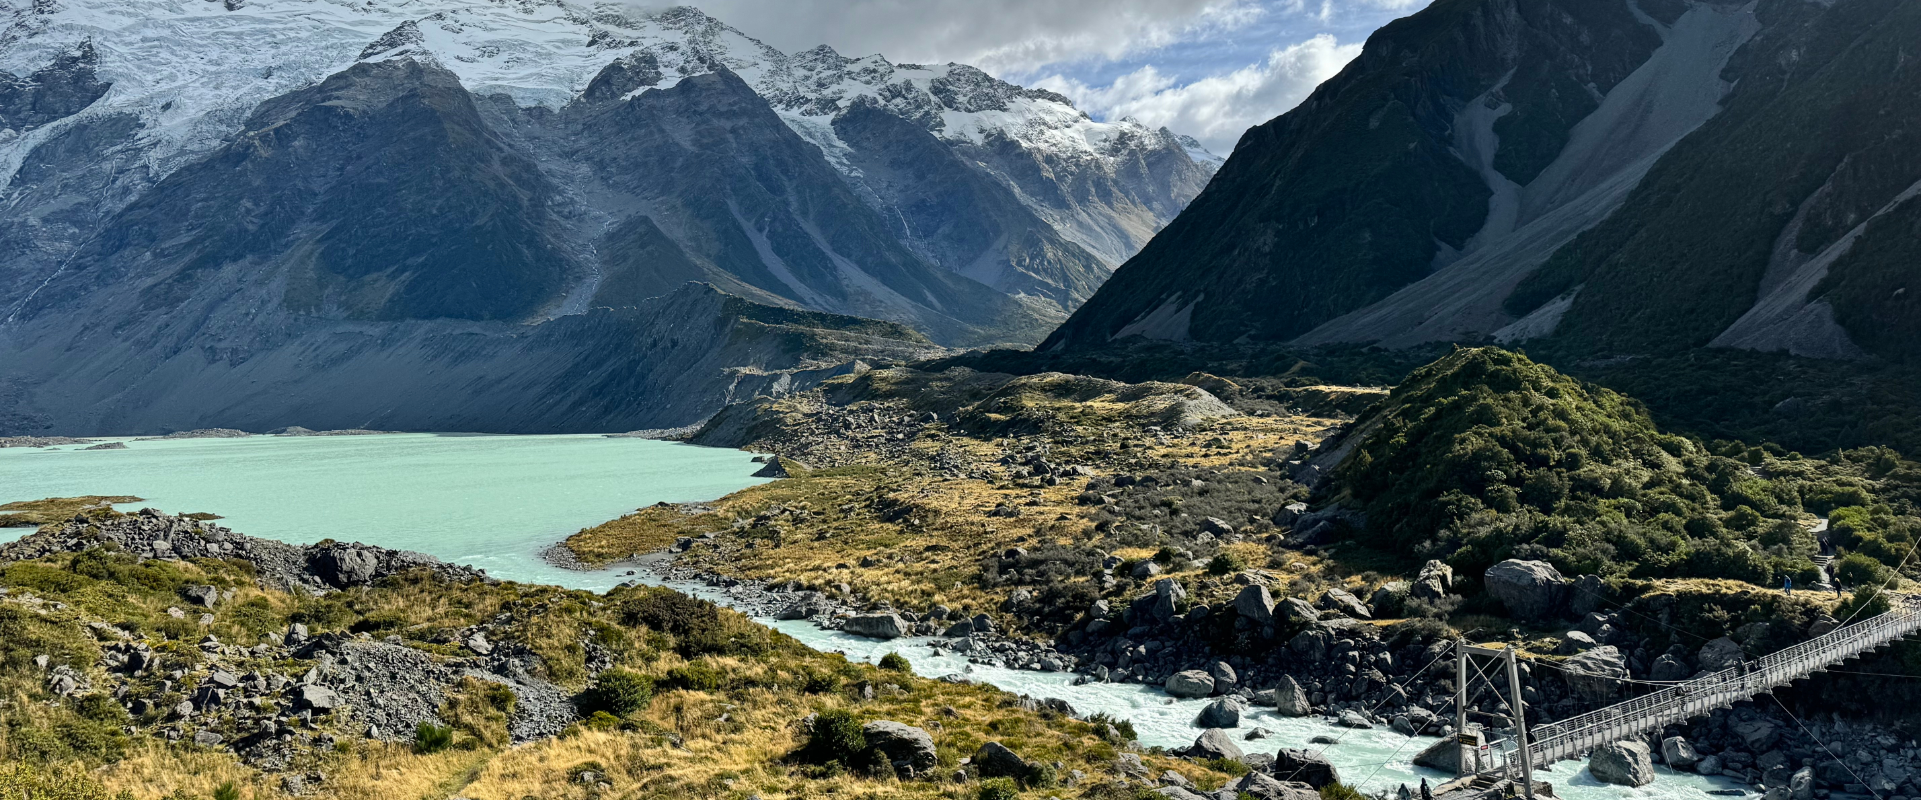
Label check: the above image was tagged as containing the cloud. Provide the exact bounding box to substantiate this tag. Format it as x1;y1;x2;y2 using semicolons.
1034;34;1362;154
677;0;1253;73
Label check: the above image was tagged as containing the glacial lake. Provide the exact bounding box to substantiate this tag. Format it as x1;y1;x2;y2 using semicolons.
0;433;767;588
0;433;1746;800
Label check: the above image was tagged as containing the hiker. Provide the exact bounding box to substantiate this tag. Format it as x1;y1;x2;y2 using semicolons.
1784;575;1793;595
1835;581;1844;599
1421;778;1433;800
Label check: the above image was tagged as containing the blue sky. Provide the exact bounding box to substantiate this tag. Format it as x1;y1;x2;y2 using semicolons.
690;0;1433;153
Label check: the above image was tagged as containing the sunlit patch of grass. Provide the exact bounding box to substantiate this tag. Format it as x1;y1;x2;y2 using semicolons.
0;496;143;528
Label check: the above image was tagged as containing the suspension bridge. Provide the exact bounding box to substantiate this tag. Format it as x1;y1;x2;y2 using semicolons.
1436;593;1921;798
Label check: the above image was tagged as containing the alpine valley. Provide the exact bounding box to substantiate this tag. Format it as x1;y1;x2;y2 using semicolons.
0;0;1217;436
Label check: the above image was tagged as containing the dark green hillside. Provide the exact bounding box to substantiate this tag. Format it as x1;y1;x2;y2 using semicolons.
1331;348;1921;586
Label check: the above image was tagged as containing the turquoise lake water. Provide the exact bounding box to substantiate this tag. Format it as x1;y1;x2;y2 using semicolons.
0;433;767;588
0;433;1744;800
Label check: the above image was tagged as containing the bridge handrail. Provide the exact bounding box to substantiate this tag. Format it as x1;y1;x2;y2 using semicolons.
1517;595;1921;766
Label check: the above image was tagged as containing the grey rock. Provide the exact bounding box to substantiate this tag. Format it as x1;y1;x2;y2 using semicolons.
1413;560;1454;600
1274;675;1313;717
974;741;1031;779
1272;748;1341;788
1234;584;1276;625
1791;766;1814;800
1234;772;1320;800
183;584;219;608
1279;598;1320;624
1589;741;1656;787
1663;736;1701;769
1732;719;1779;751
1197;697;1243;729
1558;630;1599;654
1186;728;1245;762
864;721;938;777
1484;560;1570;621
843;613;909;640
1699;637;1746;672
1166;670;1216;698
1319;588;1372;619
1413;733;1484;774
293;684;342;711
1337;710;1373;729
1696;755;1723;776
1560;646;1629;702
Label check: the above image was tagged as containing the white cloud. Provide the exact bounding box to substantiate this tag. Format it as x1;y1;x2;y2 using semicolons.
1035;34;1361;154
676;0;1255;74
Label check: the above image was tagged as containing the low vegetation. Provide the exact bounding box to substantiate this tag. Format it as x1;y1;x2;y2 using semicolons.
1330;348;1920;592
0;524;1211;799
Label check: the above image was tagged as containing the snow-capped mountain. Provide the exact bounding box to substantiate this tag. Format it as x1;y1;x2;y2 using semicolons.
1;0;1215;310
0;0;1218;435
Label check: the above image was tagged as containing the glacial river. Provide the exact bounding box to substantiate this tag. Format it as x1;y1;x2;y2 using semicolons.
0;434;1746;800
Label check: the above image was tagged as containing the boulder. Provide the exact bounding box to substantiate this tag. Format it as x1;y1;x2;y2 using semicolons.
1589;741;1656;787
842;614;909;640
1484;560;1570;621
974;741;1031;779
1320;588;1372;619
864;721;938;777
1558;630;1599;654
1272;748;1341;788
1413;560;1454;600
1210;661;1238;689
1234;585;1276;625
1155;788;1208;800
1695;755;1723;776
1371;582;1410;616
1650;654;1691;682
1166;670;1216;699
1288;629;1328;660
1791;766;1815;800
1731;719;1779;751
1185;728;1245;762
1235;772;1320;800
1337;710;1373;729
310;544;380;588
1570;574;1608;616
1197;698;1243;729
292;684;341;711
183;585;218;608
1699;637;1745;672
1560;646;1629;703
1413;733;1484;774
1279;598;1320;625
1662;736;1701;769
1273;676;1312;717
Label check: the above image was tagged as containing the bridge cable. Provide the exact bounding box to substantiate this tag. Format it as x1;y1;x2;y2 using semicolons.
1767;693;1885;800
1271;645;1455;787
1836;534;1920;628
1355;656;1509;792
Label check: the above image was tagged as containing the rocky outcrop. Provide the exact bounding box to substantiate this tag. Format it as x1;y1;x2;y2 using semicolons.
1484;560;1571;621
0;508;486;594
1273;676;1313;717
1184;728;1245;762
1589;741;1657;787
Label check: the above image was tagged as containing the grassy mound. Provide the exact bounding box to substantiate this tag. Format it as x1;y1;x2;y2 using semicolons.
1332;348;1919;588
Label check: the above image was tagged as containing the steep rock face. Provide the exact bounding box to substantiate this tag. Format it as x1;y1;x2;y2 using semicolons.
829;100;1112;309
1519;0;1921;362
1045;0;1662;348
1050;0;1921;365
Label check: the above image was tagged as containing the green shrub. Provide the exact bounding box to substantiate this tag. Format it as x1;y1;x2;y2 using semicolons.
1204;757;1250;776
584;711;621;731
800;709;870;767
1321;783;1370;800
348;611;406;634
619;587;770;657
212;781;241;800
1205;551;1246;576
1087;712;1138;742
799;669;840;694
661;662;724;693
413;721;454;754
877;653;911;673
1834;552;1892;588
978;777;1020;800
578;669;653;716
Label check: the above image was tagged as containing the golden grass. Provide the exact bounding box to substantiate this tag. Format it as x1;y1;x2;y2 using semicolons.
0;496;143;528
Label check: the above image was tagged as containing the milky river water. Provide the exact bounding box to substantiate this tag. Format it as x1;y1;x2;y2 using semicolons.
0;434;1747;800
